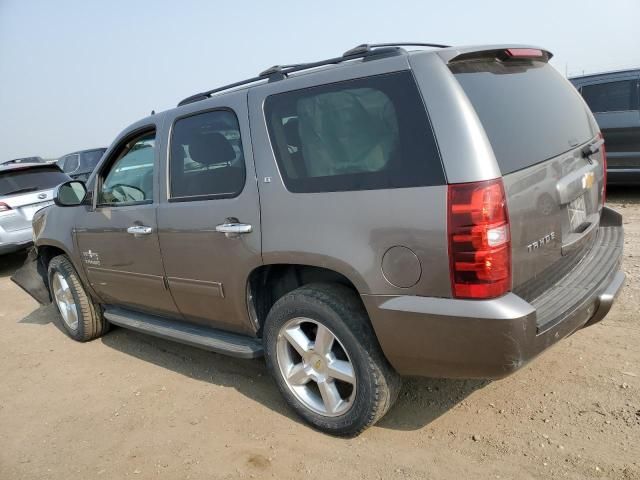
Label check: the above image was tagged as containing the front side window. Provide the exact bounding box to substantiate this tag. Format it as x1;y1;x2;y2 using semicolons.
170;110;246;199
581;80;637;112
98;132;155;205
264;71;444;193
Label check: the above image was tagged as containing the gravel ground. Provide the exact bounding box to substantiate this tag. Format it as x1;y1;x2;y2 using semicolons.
0;188;638;480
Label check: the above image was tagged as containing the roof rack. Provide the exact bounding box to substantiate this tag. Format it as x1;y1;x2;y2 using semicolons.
342;42;450;57
177;42;449;107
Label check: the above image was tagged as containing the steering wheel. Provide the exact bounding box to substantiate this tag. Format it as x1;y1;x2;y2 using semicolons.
110;184;144;203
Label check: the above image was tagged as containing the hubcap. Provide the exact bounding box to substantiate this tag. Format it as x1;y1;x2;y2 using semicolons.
276;318;356;417
52;272;79;331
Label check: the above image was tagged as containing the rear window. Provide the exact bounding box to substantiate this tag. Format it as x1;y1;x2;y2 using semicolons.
581;80;639;113
264;71;444;193
0;167;69;196
451;60;594;174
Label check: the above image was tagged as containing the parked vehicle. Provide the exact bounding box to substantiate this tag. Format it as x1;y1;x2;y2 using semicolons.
0;163;70;254
14;43;624;436
570;69;640;185
56;148;107;182
1;156;46;166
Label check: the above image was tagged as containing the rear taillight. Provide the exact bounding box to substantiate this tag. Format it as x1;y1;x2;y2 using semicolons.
0;202;11;213
448;178;511;299
599;132;607;204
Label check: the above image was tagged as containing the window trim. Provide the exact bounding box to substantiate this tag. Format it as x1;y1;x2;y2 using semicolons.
95;127;157;209
262;70;445;194
166;107;247;203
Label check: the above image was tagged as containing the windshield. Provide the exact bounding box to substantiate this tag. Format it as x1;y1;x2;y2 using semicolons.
0;167;70;196
81;149;106;170
451;60;594;174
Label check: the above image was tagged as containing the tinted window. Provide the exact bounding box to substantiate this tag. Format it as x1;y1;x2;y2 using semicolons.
0;167;69;196
62;154;80;173
452;61;594;174
264;71;444;193
81;149;106;170
581;80;637;112
170;110;245;199
98;132;155;205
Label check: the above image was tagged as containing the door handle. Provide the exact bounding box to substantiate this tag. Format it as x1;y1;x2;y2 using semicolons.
126;225;153;236
215;222;252;237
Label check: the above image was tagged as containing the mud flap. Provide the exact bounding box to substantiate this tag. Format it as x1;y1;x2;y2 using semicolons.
10;247;51;305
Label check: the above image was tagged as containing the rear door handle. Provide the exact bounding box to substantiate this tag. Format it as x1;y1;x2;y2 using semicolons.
215;223;252;237
127;225;153;236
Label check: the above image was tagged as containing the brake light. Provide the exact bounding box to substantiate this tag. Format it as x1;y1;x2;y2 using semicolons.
599;132;607;204
504;48;544;59
448;178;511;299
0;202;11;213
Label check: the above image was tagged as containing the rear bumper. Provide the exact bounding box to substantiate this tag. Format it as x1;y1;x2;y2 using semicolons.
364;207;625;379
0;227;32;254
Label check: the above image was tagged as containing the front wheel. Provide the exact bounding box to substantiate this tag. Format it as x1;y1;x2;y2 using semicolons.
263;283;401;436
48;255;108;342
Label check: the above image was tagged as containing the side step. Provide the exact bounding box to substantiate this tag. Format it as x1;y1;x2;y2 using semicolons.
103;307;263;359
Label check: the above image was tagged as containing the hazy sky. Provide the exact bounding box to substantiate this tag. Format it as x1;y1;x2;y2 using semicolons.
1;0;638;162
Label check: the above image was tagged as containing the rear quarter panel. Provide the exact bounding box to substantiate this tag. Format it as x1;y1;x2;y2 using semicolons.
248;55;451;297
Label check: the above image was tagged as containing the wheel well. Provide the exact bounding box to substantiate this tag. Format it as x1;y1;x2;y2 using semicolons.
247;264;360;335
37;246;67;286
38;245;67;270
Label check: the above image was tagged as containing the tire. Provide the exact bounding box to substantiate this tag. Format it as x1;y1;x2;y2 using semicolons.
263;283;401;436
48;255;108;342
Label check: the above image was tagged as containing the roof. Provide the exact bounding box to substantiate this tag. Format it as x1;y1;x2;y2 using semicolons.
176;42;451;107
174;42;551;108
569;67;640;81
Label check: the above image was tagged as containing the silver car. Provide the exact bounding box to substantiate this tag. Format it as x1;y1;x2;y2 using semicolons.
0;163;69;254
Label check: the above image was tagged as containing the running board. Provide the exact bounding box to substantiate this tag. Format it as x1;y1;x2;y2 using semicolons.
103;307;263;359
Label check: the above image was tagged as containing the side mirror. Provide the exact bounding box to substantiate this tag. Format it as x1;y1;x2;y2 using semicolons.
54;180;87;207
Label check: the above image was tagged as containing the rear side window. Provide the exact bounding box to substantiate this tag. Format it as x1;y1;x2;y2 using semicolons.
264;71;444;193
0;167;69;196
581;80;638;112
169;110;246;200
452;61;594;175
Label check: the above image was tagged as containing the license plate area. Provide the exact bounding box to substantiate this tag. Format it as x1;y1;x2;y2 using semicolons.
21;201;54;221
567;194;588;232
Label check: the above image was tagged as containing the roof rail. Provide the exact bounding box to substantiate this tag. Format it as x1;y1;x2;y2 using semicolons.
177;42;449;107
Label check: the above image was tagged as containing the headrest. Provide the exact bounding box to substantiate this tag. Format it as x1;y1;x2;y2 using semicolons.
187;132;235;166
283;118;300;145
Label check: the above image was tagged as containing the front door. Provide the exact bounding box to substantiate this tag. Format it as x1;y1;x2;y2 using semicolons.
156;97;262;335
75;128;179;317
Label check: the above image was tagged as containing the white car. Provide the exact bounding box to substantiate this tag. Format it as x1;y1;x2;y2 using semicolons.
0;163;69;254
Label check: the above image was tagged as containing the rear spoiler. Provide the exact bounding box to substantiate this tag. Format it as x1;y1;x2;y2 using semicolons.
439;45;553;65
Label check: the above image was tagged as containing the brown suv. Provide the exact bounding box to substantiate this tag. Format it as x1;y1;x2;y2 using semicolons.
14;43;624;436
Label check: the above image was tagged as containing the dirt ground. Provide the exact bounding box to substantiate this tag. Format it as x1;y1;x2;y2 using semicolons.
0;189;638;480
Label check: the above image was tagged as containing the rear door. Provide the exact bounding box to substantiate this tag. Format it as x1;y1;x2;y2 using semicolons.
74;127;180;317
156;92;262;335
580;75;640;176
449;54;603;299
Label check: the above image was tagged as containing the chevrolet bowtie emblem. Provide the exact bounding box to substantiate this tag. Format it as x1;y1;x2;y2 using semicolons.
582;171;595;189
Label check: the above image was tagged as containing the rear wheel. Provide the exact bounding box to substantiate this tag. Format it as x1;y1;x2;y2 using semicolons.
263;283;401;436
48;255;108;342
